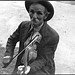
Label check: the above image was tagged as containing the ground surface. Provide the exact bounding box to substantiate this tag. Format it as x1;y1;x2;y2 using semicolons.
0;1;75;74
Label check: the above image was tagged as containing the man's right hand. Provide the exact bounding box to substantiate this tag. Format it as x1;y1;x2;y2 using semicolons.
2;56;12;68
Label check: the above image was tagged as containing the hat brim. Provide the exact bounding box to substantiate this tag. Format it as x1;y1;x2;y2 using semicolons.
25;0;54;21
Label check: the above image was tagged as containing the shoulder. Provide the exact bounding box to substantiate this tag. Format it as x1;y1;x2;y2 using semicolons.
44;23;59;38
44;23;59;45
47;24;59;39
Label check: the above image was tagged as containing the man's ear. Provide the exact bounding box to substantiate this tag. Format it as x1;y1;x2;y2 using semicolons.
44;10;50;20
44;13;48;20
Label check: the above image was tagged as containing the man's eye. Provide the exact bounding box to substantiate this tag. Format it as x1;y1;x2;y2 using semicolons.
29;10;34;14
37;11;43;15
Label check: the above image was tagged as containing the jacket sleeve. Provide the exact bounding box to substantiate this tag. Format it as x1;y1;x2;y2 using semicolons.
28;34;59;74
4;22;22;57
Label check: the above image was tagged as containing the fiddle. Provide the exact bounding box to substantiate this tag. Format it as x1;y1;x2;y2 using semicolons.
17;32;42;74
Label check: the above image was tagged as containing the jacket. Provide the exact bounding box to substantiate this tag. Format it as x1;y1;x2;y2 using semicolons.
4;21;59;75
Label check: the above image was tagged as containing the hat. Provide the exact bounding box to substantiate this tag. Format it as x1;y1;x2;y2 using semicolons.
25;0;54;21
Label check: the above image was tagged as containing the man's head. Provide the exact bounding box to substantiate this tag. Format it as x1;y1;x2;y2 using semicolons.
25;0;54;27
29;3;48;27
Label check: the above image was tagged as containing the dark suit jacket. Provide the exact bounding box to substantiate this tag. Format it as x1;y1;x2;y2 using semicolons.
4;21;59;75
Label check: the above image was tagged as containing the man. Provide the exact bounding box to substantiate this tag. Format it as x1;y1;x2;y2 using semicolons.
2;0;59;75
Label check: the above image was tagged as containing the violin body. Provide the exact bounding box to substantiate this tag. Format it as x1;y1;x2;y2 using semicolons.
17;32;42;74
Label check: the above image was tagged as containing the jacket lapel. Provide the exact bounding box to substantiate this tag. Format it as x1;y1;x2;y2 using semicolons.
39;22;48;47
21;22;32;43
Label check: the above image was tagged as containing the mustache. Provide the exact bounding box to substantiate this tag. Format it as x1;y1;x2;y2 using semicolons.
31;18;39;22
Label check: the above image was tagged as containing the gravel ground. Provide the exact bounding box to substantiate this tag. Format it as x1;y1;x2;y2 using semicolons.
0;45;18;74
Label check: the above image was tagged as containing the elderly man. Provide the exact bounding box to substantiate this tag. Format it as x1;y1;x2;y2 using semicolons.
2;0;59;75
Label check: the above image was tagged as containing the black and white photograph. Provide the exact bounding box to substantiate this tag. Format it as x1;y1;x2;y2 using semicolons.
0;0;75;75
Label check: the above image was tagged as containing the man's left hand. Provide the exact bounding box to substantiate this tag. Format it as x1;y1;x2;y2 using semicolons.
17;65;31;74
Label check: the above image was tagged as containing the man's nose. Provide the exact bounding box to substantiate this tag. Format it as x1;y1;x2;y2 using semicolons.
33;13;37;19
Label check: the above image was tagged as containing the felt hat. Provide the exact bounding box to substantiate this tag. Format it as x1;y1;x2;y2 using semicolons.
25;0;54;21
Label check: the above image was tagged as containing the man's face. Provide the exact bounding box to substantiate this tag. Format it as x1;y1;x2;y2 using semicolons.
29;3;46;28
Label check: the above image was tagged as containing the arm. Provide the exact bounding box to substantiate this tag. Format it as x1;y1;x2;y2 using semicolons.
2;21;29;67
2;23;22;67
4;23;21;57
4;21;29;57
27;34;59;74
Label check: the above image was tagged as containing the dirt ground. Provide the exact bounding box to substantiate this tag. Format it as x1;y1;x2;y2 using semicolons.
0;45;18;74
0;1;75;74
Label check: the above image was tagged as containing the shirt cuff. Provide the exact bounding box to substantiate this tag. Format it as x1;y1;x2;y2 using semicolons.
3;56;11;58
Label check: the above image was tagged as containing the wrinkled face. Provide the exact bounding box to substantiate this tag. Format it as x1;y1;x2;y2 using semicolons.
29;3;47;28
